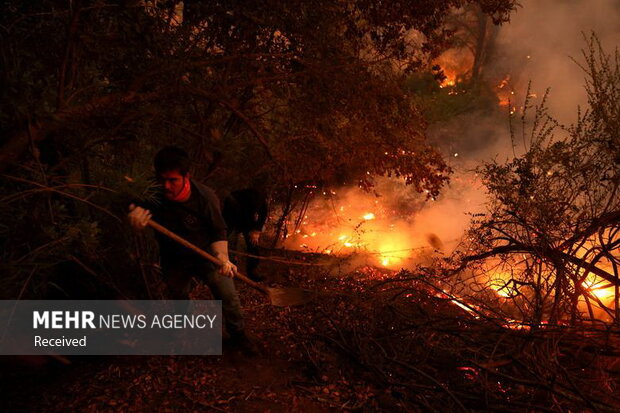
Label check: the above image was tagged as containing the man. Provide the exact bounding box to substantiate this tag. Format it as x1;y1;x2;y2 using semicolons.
223;188;268;282
128;146;255;353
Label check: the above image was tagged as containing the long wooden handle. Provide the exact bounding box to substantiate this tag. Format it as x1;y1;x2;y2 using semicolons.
147;220;268;295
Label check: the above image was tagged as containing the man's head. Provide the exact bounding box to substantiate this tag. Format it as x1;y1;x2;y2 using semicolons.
154;146;192;201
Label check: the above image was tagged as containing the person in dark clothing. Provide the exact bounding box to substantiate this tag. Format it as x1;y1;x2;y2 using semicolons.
223;189;268;282
127;146;255;353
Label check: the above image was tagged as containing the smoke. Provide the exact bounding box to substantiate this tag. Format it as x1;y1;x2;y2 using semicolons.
429;0;620;251
282;1;619;272
490;0;620;124
430;0;620;159
282;174;487;270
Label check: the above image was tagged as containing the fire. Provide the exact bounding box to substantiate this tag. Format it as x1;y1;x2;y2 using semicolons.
496;75;514;107
279;172;488;271
488;272;519;298
475;256;618;324
376;238;411;268
281;180;442;268
497;75;510;89
439;74;457;88
490;284;513;298
582;277;615;302
433;47;473;88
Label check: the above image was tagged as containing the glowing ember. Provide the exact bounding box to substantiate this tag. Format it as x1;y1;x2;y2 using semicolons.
440;76;457;88
497;76;510;89
363;212;376;220
496;75;514;107
451;299;475;314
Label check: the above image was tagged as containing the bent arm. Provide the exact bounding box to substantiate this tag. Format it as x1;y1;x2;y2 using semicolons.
211;240;230;263
211;240;237;278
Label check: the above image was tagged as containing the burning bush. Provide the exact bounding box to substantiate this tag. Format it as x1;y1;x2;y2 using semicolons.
451;35;620;325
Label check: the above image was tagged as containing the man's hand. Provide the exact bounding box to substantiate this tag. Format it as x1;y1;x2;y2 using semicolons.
128;203;152;230
248;230;261;246
218;260;237;278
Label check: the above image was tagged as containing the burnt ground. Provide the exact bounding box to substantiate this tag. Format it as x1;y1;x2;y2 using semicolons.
2;250;620;412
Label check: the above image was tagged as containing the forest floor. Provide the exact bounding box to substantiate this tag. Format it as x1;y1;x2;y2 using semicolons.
1;252;410;412
2;250;620;412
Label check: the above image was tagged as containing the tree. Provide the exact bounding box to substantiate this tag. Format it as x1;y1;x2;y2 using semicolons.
452;36;620;325
1;0;516;185
0;0;516;298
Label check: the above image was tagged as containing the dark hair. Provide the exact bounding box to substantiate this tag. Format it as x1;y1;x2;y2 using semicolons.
154;146;191;175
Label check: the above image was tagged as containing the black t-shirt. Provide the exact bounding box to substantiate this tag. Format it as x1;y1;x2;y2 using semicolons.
148;180;227;269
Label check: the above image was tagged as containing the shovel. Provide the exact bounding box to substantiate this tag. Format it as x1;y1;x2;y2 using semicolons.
148;220;314;306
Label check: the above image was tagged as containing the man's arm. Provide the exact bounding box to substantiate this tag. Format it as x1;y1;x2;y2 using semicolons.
211;240;237;278
200;184;237;278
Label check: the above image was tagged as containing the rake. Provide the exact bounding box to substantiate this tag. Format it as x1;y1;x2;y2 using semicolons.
148;220;314;306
